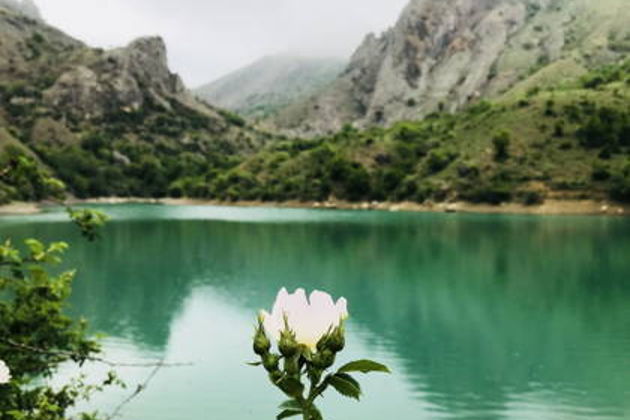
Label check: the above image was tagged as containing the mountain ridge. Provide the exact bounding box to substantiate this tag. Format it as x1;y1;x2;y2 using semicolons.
195;54;345;120
270;0;630;136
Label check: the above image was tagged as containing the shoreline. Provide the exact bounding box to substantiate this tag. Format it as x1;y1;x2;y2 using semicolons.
0;202;42;215
161;198;630;216
1;197;625;217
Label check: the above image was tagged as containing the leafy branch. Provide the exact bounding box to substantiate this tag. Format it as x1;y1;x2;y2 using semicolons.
0;337;192;369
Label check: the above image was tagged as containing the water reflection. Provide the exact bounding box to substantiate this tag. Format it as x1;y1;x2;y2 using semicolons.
1;205;629;419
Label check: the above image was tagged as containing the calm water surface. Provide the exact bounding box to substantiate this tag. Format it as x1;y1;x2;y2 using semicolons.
1;204;629;419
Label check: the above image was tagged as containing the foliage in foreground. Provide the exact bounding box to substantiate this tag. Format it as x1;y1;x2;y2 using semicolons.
0;239;118;419
0;160;117;418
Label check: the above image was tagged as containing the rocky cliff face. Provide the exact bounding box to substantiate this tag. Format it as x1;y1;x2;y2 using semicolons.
0;5;235;130
42;37;195;120
271;0;630;136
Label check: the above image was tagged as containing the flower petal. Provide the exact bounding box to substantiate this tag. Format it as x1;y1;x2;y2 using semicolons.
335;297;349;320
259;288;350;351
0;360;11;384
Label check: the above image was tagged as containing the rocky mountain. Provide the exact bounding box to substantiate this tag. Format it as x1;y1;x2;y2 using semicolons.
195;55;345;120
272;0;630;135
0;4;267;200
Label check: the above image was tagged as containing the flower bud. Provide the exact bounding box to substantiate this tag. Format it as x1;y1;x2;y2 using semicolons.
312;349;335;369
279;330;299;358
253;325;271;356
262;353;280;373
328;325;345;353
268;370;283;384
316;333;330;352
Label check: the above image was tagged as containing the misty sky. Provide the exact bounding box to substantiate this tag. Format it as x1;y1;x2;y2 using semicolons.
36;0;408;88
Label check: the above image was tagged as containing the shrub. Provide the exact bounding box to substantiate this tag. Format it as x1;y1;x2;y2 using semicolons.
467;101;492;115
492;130;511;162
609;163;630;202
577;107;630;149
592;162;611;181
515;187;546;205
425;148;457;174
456;162;480;180
371;168;405;201
459;181;513;204
395;123;425;142
581;60;630;89
329;158;371;201
553;121;565;137
544;99;556;117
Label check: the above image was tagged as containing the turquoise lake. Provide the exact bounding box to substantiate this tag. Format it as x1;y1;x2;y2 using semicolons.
0;204;629;419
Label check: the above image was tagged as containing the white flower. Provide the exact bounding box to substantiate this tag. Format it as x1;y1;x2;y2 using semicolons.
0;359;11;384
261;288;348;351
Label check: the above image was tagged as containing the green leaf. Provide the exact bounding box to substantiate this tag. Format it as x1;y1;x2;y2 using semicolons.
47;242;69;254
279;400;302;410
246;361;262;366
25;239;44;254
25;239;45;260
336;372;360;388
328;373;361;400
306;406;323;420
277;409;302;419
338;359;391;374
278;377;305;397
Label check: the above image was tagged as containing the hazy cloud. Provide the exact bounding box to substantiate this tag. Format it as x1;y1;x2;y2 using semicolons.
36;0;408;87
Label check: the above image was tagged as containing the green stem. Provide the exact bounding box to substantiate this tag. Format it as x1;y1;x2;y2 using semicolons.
301;371;324;420
296;396;311;420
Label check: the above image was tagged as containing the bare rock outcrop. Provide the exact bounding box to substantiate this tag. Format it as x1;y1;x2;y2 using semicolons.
42;36;210;121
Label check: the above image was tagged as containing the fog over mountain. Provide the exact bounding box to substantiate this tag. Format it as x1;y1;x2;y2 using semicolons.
195;55;345;119
35;0;409;86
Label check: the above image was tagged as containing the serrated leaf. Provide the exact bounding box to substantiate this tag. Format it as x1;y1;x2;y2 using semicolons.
277;409;302;419
328;373;361;400
338;359;391;374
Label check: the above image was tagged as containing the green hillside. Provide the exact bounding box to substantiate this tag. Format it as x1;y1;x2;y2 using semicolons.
182;60;630;204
